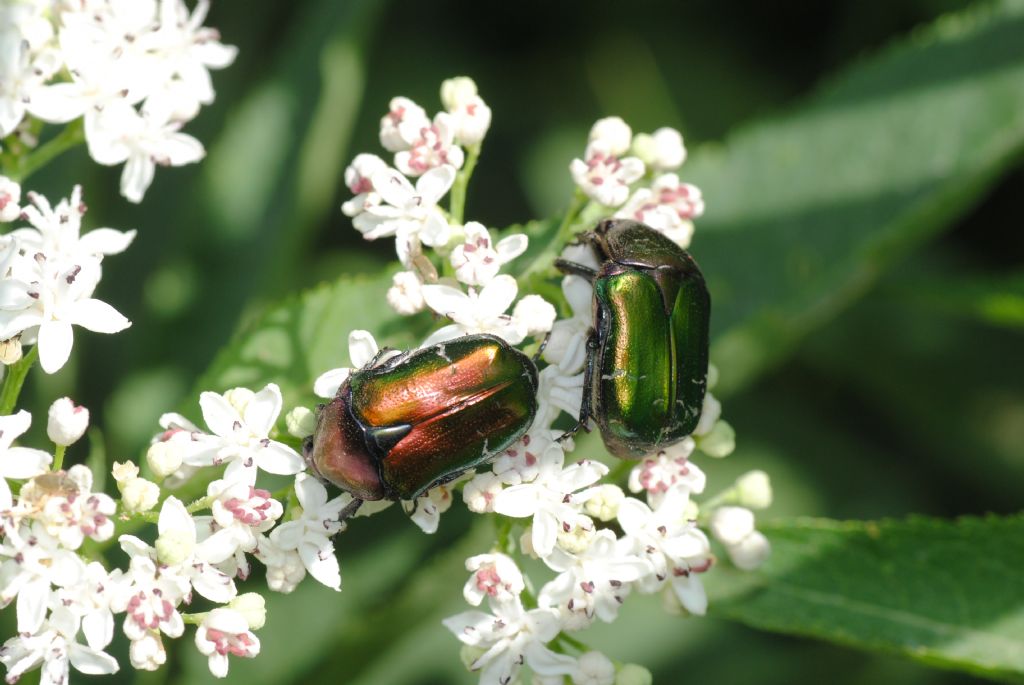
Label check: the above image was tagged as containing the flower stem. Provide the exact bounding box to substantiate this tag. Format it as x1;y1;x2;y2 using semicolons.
7;120;85;183
0;345;38;415
52;444;67;472
449;143;481;225
518;189;589;281
186;494;215;514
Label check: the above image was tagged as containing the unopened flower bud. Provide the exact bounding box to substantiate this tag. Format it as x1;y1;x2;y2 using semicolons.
111;461;140;484
707;363;719;390
616;664;653;685
693;393;721;436
223;387;255;416
387;270;426;315
710;506;755;547
589;117;632;156
696;419;735;458
285;406;316;438
512;295;556;337
146;441;183;479
46;398;89;447
728;530;771;571
119;474;160;513
584;484;624;522
631;127;686;172
0;336;22;365
229;593;267;630
441;76;478;111
156;528;194;566
575;651;615;685
736;470;772;509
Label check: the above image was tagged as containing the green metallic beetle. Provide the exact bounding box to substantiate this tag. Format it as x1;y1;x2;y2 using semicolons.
304;334;538;505
555;219;711;458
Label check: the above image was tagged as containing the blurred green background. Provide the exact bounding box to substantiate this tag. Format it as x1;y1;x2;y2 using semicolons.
8;0;1024;683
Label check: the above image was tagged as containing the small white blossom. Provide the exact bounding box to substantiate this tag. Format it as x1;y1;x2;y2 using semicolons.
402;478;460;534
11;185;136;263
443;596;577;685
0;522;84;634
709;506;755;547
313;329;387;399
441;77;492;147
422;275;554;347
109;554;189;671
268;473;346;591
0;177;21;222
112;461;160;513
0;410;52;509
0;607;119;685
450;222;528;286
46;397;89;446
491;443;607;558
386;270;427;315
615;173;704;248
395;111;465;176
284;406;316;439
194;607;260;678
463;471;503;513
463;553;524;606
570;141;646;208
539;530;648;626
23;465;115;549
353;165;455;252
184;383;304;485
379;96;431;152
146;440;183;479
0;257;131;374
617;490;713;616
588;117;632;156
627;438;706;508
542;275;594;374
341;153;387;217
631;127;686;172
583;484;625;522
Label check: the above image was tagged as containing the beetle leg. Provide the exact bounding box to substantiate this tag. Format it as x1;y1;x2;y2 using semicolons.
554;258;598;283
338;497;363;523
533;331;552;362
558;330;598;441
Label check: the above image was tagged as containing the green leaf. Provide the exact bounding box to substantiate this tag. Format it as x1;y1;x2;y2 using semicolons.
707;516;1024;682
893;268;1024;329
194;271;426;403
687;0;1024;396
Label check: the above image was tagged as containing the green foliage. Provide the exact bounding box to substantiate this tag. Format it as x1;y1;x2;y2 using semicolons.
707;516;1024;682
686;0;1024;397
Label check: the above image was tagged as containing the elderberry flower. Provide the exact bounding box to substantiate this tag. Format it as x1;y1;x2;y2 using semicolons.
631;127;687;172
0;521;84;634
11;185;137;263
0;410;52;509
0;177;21;223
185;382;305;485
450;222;528;286
394;111;465;176
354;165;455;250
443;595;577;685
194;607;261;678
402;478;462;534
463;553;525;606
0;606;119;685
441;76;492;146
0;256;131;374
627;438;706;508
491;443;608;557
22;465;116;550
268;473;347;591
379;96;431;152
47;397;89;446
421;274;554;346
313;329;389;398
341;153;388;217
615;173;704;248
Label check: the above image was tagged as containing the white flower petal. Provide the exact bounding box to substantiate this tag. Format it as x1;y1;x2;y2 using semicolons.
347;330;378;368
0;447;53;478
255;441;304;475
67;299;131;333
37;320;75;373
313;367;350;398
300;540;341;591
244;384;282;436
68;644;119;676
200;391;243;437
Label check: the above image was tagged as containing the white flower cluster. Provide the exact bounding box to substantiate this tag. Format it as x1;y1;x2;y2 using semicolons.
340;77;556;345
570;116;705;248
327;89;772;683
0;0;236;202
0;181;133;373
